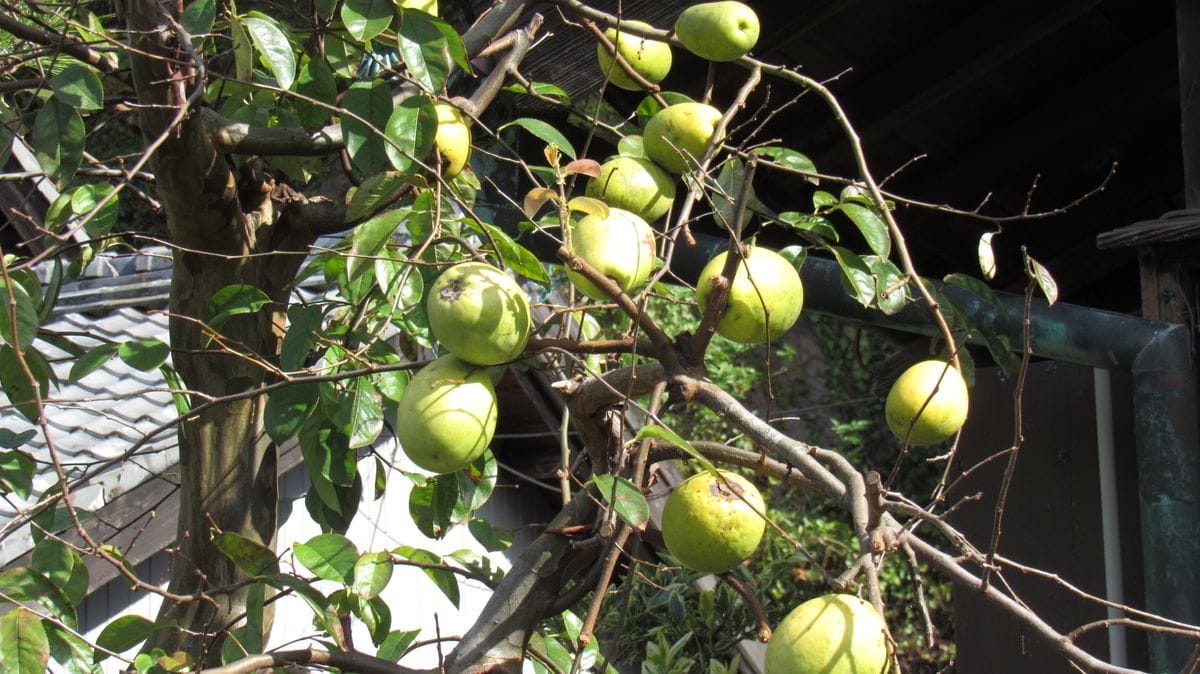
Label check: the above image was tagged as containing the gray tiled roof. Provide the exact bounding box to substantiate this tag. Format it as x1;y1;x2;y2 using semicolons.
0;297;177;566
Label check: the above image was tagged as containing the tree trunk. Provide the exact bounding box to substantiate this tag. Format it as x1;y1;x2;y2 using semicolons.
127;1;313;661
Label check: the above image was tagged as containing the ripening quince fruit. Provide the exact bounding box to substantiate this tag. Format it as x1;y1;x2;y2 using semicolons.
426;262;531;366
695;246;804;344
396;355;497;474
764;593;892;674
884;360;969;445
396;0;437;15
566;207;657;300
585;155;676;223
433;101;470;178
661;470;765;574
643;101;724;174
674;1;760;62
595;20;673;91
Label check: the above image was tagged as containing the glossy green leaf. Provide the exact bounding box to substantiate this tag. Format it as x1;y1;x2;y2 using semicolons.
94;616;172;662
32;99;84;183
0;278;38;353
300;417;357;493
634;91;692;124
213;532;279;577
347;376;383;449
180;0;216;40
752;146;817;182
592;474;649;528
32;539;87;606
229;12;253;82
280;304;324;372
374;248;424;315
500;118;576;159
117;338;169;371
384;95;438;173
978;231;998;280
409;473;457;539
836;202;890;259
0;568;75;628
51;65;102;111
778;212;838;242
265;381;318;443
350;209;408;283
0;450;36;499
0;346;49;422
477;221;549;284
294;56;337;128
352;550;394;599
206;284;272;332
397;10;451;93
346;172;411;223
0;428;34;448
342;81;393;174
294;533;359;583
221;582;265;664
428;14;472;74
45;625;97;674
69;343;118;382
341;0;393;41
865;255;907;315
0;608;49;674
830;246;875;307
454;450;497;520
394;546;459;606
241;14;296;90
376;629;420;663
467;517;512;552
633;425;717;476
502;80;569;103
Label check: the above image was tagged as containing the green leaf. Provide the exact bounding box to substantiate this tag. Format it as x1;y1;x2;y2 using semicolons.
294;56;337;128
0;568;75;628
1029;256;1058;306
394;546;459;606
0;428;34;448
981;328;1021;377
812;190;838;209
94;616;171;662
634;92;692;125
752;146;817;182
342;81;394;174
69;343;118;382
865;255;907;315
0;450;36;499
352;550;394;599
376;629;420;662
213;532;279;577
347;377;383;449
453;450;497;519
778;212;838;242
428;15;472;74
300;419;356;494
591;474;649;528
51;65;102;111
467;517;512;551
280;305;324;372
633;425;717;476
0;608;49;674
294;533;359;583
0;346;48;423
477;221;549;285
36;260;63;325
241;14;296;90
347;172;412;223
375;248;424;316
502;81;569;104
45;625;97;674
180;0;216;40
617;134;645;159
32;99;84;183
341;0;393;41
501;118;576;159
0;279;38;353
32;539;87;606
206;284;272;332
350;209;408;283
384;95;438;174
397;10;451;93
69;182;119;237
265;381;318;443
830;246;875;307
229;12;254;82
835;202;891;259
117;338;169;371
409;473;457;539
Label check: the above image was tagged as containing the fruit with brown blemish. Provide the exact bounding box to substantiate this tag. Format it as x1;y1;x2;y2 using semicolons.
660;469;766;573
426;262;531;366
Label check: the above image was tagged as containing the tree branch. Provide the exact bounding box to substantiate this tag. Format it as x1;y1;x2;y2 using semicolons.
199;646;430;674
